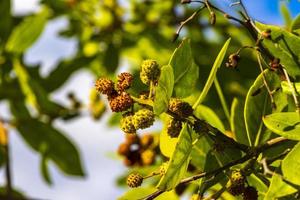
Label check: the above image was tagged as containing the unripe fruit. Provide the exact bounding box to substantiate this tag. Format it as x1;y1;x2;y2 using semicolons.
140;59;160;85
109;92;133;112
242;186;258;200
231;170;245;185
95;78;115;95
167;118;182;138
117;72;133;91
168;98;193;118
133;109;155;130
228;170;245;196
141;149;155;165
120;113;136;134
228;183;245;196
127;173;143;188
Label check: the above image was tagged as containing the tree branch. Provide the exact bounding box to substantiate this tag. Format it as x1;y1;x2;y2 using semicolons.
143;136;288;200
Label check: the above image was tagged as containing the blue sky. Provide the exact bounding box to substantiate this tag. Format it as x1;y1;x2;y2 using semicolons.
0;0;300;200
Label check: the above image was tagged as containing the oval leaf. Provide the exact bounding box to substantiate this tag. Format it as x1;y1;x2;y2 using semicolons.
244;70;281;146
282;142;300;186
256;22;300;78
154;65;174;115
230;98;249;146
6;8;49;53
263;112;300;140
157;125;195;190
169;38;199;97
193;38;231;108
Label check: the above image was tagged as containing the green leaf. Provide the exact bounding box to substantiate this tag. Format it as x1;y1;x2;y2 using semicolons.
194;104;225;132
13;59;66;116
103;42;120;73
282;142;300;185
247;174;268;196
280;3;292;29
169;38;199;97
118;187;178;200
230;98;249;146
18;119;85;176
193;38;231;108
9;100;85;178
0;187;25;199
159;115;178;158
154;65;174;115
264;172;297;200
13;58;38;108
6;8;49;53
190;136;212;170
0;0;12;42
291;14;300;31
256;22;300;78
281;81;300;95
263;112;300;140
244;70;281;146
157;125;195;190
40;154;52;185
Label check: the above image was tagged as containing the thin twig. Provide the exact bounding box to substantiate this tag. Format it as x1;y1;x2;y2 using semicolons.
214;78;230;124
256;51;276;109
174;6;206;41
282;68;300;114
3;131;12;200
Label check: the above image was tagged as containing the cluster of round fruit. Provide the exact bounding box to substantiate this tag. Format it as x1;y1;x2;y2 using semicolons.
227;170;258;200
117;134;158;167
95;60;161;135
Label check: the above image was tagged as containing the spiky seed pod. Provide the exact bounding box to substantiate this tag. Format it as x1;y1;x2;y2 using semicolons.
228;182;245;196
242;186;258;200
228;170;246;196
109;92;133;112
168;98;193;118
117;72;133;91
140;59;160;85
127;173;143;188
140;134;154;148
226;53;240;69
159;162;168;176
141;150;155;166
167;118;182;138
95;78;115;96
120;113;136;134
117;142;131;156
231;170;245;185
133;109;155;130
